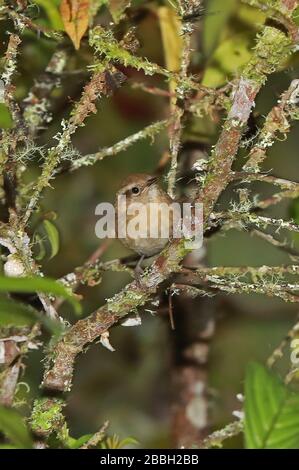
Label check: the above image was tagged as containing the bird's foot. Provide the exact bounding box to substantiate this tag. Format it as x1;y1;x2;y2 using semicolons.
134;255;145;285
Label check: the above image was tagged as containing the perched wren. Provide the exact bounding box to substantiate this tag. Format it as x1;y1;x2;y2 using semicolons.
115;173;173;258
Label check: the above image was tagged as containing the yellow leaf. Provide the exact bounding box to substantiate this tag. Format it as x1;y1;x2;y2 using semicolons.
157;6;183;108
157;6;182;74
202;33;254;88
60;0;90;50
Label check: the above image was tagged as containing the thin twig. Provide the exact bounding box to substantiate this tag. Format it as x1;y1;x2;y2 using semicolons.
70;120;168;171
198;420;243;449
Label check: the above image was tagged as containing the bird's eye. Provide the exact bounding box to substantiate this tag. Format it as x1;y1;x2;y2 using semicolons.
131;186;140;195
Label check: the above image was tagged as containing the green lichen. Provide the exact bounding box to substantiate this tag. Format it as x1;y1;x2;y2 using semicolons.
90;27;166;77
30;398;66;438
89;26;205;94
107;288;147;316
30;398;87;447
243;27;292;85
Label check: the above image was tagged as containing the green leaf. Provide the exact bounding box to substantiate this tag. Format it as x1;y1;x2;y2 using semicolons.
68;433;93;449
202;33;253;88
244;362;299;449
43;220;60;259
202;0;237;57
0;276;81;315
0;298;37;326
33;232;47;261
0;298;64;334
236;4;266;29
0;104;13;129
0;406;33;449
117;436;139;448
101;433;138;449
34;0;64;30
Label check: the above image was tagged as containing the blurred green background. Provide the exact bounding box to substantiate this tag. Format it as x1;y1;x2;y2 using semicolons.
1;0;299;448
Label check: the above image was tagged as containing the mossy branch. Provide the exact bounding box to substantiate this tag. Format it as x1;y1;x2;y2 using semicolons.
70;120;168;171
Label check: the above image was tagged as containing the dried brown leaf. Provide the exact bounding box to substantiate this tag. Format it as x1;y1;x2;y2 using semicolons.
60;0;90;50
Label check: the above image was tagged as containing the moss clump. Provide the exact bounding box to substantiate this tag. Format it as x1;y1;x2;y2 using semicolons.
243;27;291;85
30;398;65;438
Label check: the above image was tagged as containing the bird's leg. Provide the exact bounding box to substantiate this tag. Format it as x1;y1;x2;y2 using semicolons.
134;254;145;282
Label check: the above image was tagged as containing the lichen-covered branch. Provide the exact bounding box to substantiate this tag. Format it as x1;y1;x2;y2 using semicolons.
231;170;299;209
89;25;211;95
0;323;41;407
0;33;24;219
198;420;243;449
0;33;22;125
164;1;197;198
243;0;299;41
0;217;59;320
70;120;168;171
244;79;299;172
21;68;126;227
23;49;68;136
251;228;299;261
267;316;299;367
43;240;186;391
3;4;60;39
180;265;299;303
0;360;21;407
218;211;299;234
198;26;292;221
60;257;134;291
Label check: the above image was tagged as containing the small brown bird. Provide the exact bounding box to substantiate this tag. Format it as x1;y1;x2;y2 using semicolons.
115;173;173;259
